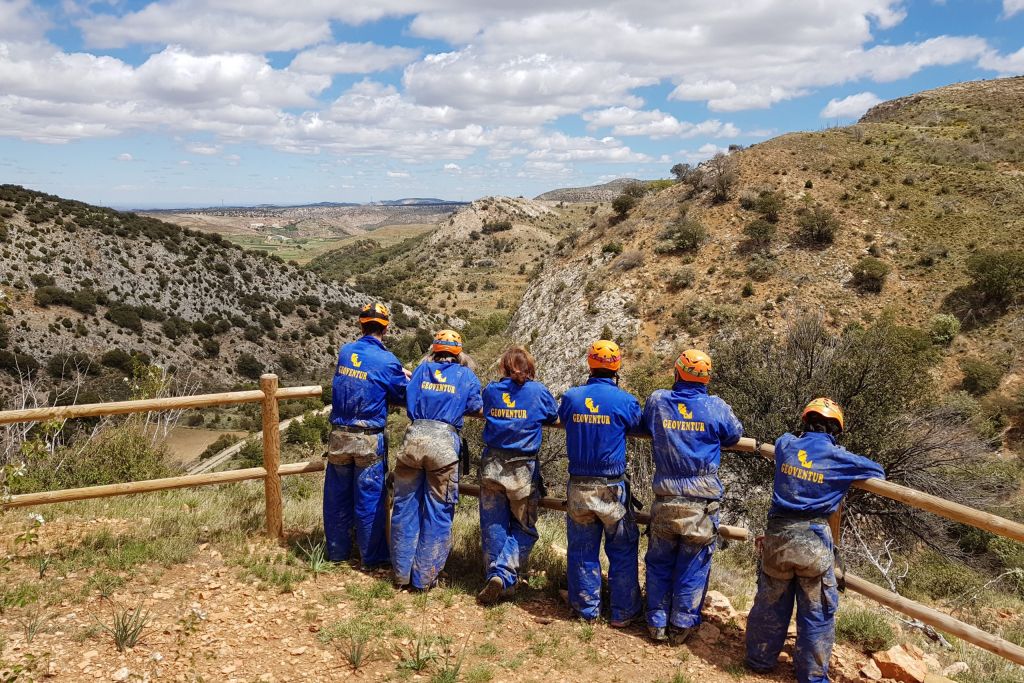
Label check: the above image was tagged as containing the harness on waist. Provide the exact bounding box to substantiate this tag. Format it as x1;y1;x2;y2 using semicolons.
760;515;834;580
325;426;381;467
480;448;538;500
397;419;460;471
650;495;719;545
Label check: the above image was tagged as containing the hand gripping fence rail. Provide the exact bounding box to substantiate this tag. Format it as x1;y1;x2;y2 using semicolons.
1;377;1022;666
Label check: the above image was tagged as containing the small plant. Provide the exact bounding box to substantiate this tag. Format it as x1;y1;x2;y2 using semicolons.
601;242;623;256
929;314;960;346
668;267;695;291
346;632;373;670
99;605;150;652
835;607;895;651
613;250;645;271
851;257;891;293
19;610;49;644
576;621;595;643
960;357;1004;396
398;632;437;672
804;179;813;188
431;637;468;683
741;281;754;297
298;539;330;577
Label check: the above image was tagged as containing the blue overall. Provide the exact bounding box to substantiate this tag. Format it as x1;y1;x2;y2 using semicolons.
325;335;408;565
558;377;642;622
640;382;743;631
479;378;558;589
391;360;482;589
745;431;885;683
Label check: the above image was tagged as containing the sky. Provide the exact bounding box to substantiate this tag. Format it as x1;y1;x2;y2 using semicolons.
0;1;1022;208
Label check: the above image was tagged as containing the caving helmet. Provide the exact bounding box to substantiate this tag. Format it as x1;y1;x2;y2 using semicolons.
432;329;464;356
358;302;390;328
801;397;845;432
587;340;622;372
674;349;712;384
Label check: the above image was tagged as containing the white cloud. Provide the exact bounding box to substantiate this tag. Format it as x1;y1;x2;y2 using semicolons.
1004;0;1024;17
185;142;222;155
584;107;739;139
0;0;48;40
443;163;461;173
290;43;421;74
979;47;1024;76
386;170;410;177
115;152;133;161
820;91;882;119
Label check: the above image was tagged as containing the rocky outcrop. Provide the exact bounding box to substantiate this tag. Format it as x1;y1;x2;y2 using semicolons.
535;178;642;203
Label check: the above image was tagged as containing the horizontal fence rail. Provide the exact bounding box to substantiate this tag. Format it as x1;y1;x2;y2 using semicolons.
1;378;1023;666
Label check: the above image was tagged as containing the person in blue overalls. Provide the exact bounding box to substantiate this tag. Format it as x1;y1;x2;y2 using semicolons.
477;346;558;605
558;340;642;626
391;329;482;591
745;398;885;683
639;349;743;644
324;302;410;567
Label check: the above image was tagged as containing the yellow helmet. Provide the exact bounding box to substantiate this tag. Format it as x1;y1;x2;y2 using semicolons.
674;349;712;384
587;340;622;372
802;397;845;432
431;329;463;355
358;302;390;328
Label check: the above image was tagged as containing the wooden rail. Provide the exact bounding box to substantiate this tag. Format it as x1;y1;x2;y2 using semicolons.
2;383;1023;665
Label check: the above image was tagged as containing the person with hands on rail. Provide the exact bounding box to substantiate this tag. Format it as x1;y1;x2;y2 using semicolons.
745;398;885;683
557;340;643;626
639;349;743;644
324;302;409;568
391;329;482;591
476;346;559;605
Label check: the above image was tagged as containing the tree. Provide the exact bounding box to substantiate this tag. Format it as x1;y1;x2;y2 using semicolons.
703;152;738;203
796;204;840;245
235;353;264;380
754;190;784;222
670;163;692;182
611;193;637;218
743;219;776;248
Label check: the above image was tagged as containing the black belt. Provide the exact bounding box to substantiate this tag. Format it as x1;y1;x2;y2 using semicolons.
569;474;625;485
334;425;384;435
655;494;717;504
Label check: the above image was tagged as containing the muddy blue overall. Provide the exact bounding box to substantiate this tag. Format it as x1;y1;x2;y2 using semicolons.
558;377;642;623
325;335;408;566
391;360;482;589
745;431;885;683
479;378;558;590
640;381;743;632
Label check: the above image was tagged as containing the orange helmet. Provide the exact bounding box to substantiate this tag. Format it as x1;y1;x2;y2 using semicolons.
587;340;622;372
431;329;463;355
675;349;712;384
358;302;390;328
802;397;845;431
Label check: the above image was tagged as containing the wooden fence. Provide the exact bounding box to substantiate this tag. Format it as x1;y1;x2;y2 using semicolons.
1;375;1023;666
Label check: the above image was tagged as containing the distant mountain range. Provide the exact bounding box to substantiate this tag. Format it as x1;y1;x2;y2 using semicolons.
141;198;465;212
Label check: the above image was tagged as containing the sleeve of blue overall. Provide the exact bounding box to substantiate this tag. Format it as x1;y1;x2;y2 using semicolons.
713;398;744;447
383;356;409;407
465;371;483;415
539;384;559;424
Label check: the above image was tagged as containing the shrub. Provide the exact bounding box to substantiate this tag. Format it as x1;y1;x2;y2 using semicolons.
0;350;40;376
161;317;191;340
611;193;637;217
746;253;777;282
960;357;1003;396
965;250;1024;306
285;411;331;447
47;352;98;378
201;338;220;358
0;320;8;349
235;353;264;380
481;221;512;235
741;281;754;297
657;216;708;254
907;551;983;600
106;305;143;333
278;353;301;374
835;608;895;652
743;219;776;248
929;314;960;346
796;204;840;245
100;349;135;374
851;257;891;293
754;190;784;222
602;242;623;256
668;267;695;291
805;180;813;189
613;250;645;271
704;152;737;202
199;434;237;459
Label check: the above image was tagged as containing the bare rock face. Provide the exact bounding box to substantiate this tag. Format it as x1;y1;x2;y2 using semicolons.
429;196;555;245
508;256;640;394
860;658;883;680
872;644;929;683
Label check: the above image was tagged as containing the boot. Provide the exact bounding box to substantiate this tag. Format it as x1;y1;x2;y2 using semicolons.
648;626;668;642
669;626;695;645
477;577;504;605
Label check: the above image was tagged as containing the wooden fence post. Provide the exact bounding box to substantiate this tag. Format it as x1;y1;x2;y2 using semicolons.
260;374;283;540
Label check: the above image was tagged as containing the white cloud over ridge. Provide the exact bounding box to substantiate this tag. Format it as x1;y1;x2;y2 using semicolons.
820;92;882;119
0;0;1019;185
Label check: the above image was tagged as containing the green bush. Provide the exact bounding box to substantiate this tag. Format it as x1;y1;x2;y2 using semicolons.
201;338;220;358
238;439;263;467
235;353;264;380
907;551;983;600
835;608;896;652
743;219;776;248
746;253;778;282
199;434;238;460
106;305;143;333
0;350;40;376
0;320;8;349
611;194;636;217
966;250;1024;306
657;217;707;253
668;267;695;291
929;314;961;346
754;190;784;222
796;205;840;245
161;317;191;340
46;352;99;378
960;357;1003;396
285;411;331;447
852;257;891;293
481;220;512;234
602;242;623;256
741;281;754;297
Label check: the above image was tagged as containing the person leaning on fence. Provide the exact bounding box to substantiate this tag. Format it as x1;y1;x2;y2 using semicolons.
323;302;410;567
476;346;558;605
638;349;743;644
745;398;885;683
390;330;483;591
557;340;643;626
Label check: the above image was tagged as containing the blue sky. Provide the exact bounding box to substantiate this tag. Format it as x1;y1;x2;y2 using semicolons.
0;0;1021;208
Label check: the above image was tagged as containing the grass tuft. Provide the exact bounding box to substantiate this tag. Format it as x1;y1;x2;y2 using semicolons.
99;604;150;652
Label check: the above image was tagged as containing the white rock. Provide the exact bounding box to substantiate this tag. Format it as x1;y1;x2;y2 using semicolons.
111;667;130;681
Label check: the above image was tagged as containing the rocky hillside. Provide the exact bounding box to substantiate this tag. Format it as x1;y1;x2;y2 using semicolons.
511;77;1024;393
535;178;642;202
310;196;601;318
0;185;433;401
